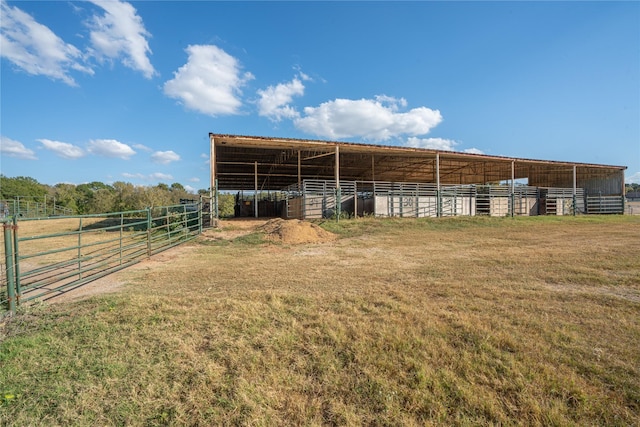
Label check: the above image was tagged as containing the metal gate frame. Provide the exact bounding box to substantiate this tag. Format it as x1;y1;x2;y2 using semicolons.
2;198;212;315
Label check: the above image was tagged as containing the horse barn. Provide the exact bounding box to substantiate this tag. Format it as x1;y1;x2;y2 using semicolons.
208;133;627;220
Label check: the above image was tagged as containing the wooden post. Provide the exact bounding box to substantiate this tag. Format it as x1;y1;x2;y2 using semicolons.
209;134;217;225
335;145;341;220
511;160;515;217
371;154;375;180
297;150;301;189
621;170;626;214
254;161;258;218
436;153;441;217
573;165;577;216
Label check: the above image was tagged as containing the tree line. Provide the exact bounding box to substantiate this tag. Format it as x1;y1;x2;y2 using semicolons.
0;175;207;215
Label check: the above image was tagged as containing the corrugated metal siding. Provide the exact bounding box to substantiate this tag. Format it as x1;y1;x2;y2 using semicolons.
580;174;624;196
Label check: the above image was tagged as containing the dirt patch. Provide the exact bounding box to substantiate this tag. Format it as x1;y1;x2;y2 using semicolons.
200;218;270;241
47;244;198;304
258;218;337;244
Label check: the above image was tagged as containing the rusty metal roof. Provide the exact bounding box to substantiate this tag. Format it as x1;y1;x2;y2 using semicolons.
210;133;626;191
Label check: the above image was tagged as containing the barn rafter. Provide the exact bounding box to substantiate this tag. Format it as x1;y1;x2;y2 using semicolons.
209;133;626;195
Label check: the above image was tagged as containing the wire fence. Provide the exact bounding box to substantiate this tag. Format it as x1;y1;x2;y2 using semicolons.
1;199;212;315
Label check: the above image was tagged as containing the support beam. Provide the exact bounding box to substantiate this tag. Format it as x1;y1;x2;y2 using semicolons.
209;134;217;225
254;161;258;218
573;165;577;216
297;150;301;189
436;153;441;217
621;170;626;215
371;154;375;180
335;145;340;186
335;145;341;220
303;151;335;161
511;160;515;217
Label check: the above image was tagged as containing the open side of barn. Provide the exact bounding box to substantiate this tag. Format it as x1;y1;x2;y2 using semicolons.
208;133;627;219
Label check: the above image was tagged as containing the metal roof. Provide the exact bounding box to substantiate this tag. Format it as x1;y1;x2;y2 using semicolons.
209;133;626;191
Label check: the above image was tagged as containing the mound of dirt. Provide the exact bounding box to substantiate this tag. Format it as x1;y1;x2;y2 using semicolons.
258;218;336;244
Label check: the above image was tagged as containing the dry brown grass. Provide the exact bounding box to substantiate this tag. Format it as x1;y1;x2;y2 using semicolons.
1;215;639;426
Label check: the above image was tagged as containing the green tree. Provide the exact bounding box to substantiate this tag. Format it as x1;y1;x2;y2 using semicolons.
74;182;115;214
112;181;139;212
170;182;185;192
142;185;173;208
0;175;47;199
51;183;79;212
218;193;235;218
90;188;116;213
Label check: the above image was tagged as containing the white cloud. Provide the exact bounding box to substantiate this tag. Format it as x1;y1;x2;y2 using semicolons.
150;172;173;181
0;135;37;160
163;44;254;116
626;172;640;184
188;177;200;182
406;137;458;151
87;0;156;78
37;138;85;159
257;75;305;121
463;148;485;155
184;185;196;193
151;150;180;164
133;143;152;152
0;0;93;86
122;172;145;180
294;96;442;141
87;139;136;159
121;172;172;181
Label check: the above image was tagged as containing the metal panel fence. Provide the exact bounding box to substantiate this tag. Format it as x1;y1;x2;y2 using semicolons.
586;194;625;214
0;198;73;219
2;199;211;315
283;179;624;219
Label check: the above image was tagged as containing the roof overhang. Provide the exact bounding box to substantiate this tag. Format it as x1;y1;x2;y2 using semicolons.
209;133;627;191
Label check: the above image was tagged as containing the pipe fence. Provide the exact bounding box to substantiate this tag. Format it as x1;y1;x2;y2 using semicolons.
0;198;73;219
2;199;211;315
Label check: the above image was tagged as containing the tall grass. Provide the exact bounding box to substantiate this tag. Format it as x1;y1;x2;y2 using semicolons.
1;215;639;425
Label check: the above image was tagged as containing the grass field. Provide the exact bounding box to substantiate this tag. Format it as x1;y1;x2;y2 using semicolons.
1;215;639;426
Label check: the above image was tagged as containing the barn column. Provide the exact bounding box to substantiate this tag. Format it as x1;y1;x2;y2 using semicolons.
297;150;301;189
436;153;441;217
573;165;577;216
620;169;626;214
511;160;515;217
371;154;375;180
209;134;218;226
335;145;341;220
254;161;258;218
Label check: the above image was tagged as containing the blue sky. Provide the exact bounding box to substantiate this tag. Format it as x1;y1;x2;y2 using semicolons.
1;0;639;192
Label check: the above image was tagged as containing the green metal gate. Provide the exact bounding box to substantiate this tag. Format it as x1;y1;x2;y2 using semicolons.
1;200;211;314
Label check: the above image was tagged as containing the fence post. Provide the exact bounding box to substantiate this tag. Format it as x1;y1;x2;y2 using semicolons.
78;218;83;279
3;222;16;313
12;216;21;303
182;204;189;234
215;179;219;226
198;196;203;234
147;208;152;258
335;187;342;222
119;213;124;266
